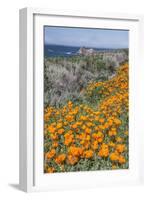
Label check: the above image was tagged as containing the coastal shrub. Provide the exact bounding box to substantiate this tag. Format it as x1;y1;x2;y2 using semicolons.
44;50;128;107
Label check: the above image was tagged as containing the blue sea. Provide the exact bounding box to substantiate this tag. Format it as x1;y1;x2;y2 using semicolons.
44;44;112;57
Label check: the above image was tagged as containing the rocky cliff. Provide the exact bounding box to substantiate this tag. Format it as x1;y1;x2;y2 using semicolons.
77;47;97;56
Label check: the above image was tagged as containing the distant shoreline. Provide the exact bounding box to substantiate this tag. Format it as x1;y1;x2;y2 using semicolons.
44;44;128;58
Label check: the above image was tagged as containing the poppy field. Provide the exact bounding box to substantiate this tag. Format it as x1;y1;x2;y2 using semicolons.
44;61;129;173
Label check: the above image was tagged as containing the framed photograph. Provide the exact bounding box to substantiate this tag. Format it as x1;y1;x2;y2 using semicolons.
19;8;144;192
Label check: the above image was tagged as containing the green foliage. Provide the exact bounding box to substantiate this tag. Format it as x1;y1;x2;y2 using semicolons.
44;50;128;107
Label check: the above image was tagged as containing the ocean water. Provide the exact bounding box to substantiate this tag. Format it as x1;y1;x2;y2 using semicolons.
44;44;111;57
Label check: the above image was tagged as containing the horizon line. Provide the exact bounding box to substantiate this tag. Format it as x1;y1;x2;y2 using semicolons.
44;43;129;49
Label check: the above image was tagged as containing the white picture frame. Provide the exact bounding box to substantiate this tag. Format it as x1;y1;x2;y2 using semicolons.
19;7;144;192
